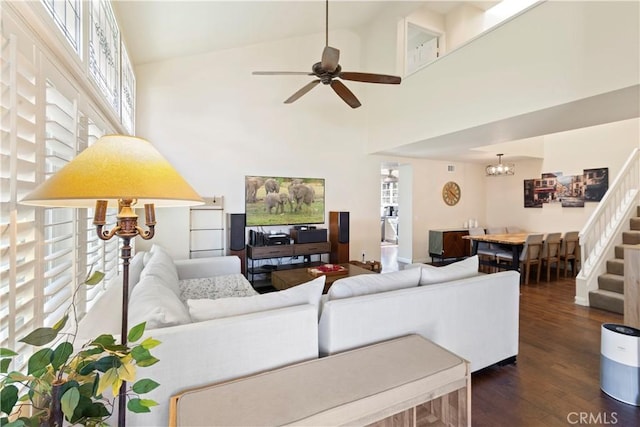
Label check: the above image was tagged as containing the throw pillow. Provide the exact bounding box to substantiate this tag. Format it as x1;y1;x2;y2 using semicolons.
140;246;180;297
129;275;192;330
187;275;325;322
128;251;145;295
419;255;479;285
179;274;258;301
327;267;420;300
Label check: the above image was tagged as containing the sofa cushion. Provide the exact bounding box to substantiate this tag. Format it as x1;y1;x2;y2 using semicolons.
419;255;479;285
187;276;325;322
327;267;421;301
141;246;180;297
128;251;146;294
129;275;192;330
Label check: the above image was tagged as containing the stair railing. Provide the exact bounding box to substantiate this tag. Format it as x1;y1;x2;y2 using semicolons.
578;147;640;286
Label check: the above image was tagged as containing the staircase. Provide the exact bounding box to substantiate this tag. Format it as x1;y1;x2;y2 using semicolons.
589;206;640;313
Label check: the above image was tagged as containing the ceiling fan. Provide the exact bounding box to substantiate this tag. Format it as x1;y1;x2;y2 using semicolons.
252;0;401;109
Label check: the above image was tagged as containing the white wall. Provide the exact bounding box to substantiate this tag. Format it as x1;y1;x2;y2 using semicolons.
134;2;639;268
364;0;640;153
444;4;485;51
485;118;640;233
135;30;392;261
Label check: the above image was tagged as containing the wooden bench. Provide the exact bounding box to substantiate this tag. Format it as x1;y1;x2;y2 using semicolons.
169;335;471;426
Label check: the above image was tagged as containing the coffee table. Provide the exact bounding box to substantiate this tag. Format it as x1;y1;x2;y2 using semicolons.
271;263;376;293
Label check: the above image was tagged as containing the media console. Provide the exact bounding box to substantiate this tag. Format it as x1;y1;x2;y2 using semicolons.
246;241;332;284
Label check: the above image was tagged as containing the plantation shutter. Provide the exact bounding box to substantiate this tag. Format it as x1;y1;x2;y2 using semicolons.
0;16;41;364
42;67;78;327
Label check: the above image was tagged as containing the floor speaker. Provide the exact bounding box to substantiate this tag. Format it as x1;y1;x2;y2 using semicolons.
330;211;349;264
227;213;246;273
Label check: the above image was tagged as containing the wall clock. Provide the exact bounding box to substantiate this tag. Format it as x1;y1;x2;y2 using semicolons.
442;181;461;206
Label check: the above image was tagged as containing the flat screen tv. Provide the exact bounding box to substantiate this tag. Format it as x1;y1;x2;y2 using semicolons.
245;175;325;227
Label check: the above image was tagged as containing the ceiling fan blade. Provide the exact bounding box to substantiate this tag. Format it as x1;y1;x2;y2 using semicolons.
253;71;313;76
330;80;361;109
284;80;321;104
321;46;340;72
339;72;401;84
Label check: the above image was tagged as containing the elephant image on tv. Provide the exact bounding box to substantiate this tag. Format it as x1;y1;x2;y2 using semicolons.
264;178;280;194
245;177;265;203
265;193;291;214
288;183;315;212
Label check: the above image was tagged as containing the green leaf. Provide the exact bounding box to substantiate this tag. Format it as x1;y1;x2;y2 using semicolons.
92;355;121;373
131;346;151;362
61;387;80;421
27;348;53;375
78;381;96;398
132;378;160;394
127;398;151;413
140;337;161;350
1;358;11;374
51;342;74;370
0;348;18;357
2;419;26;427
1;384;19;415
84;271;105;286
136;356;159;368
77;360;96;376
91;334;116;348
70;395;92;423
6;372;30;382
80;400;110;419
52;315;69;332
128;322;146;342
20;327;58;346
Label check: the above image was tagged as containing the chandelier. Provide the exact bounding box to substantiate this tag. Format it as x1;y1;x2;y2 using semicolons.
486;154;515;176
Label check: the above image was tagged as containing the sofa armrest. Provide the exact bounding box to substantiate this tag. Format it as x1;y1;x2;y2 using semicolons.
174;256;241;279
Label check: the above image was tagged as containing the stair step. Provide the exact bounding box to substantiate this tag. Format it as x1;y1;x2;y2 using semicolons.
631;217;640;231
606;258;624;275
589;289;624;314
597;273;624;294
622;230;640;245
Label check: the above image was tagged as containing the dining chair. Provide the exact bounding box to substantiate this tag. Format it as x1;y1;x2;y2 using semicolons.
559;231;580;277
487;227;507;235
487;227;508;252
496;234;544;285
540;232;562;281
468;227;498;273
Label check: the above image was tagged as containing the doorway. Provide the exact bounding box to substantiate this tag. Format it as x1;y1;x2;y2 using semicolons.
381;167;399;246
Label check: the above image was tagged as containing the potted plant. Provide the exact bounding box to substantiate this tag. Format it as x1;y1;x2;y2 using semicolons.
0;272;160;426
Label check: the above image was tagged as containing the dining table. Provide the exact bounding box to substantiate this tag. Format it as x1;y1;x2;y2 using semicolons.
463;232;530;271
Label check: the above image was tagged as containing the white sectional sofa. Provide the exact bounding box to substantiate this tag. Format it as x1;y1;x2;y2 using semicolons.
77;245;321;427
319;262;521;372
78;249;520;426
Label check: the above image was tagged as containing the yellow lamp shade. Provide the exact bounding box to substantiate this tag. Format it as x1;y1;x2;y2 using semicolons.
21;135;203;208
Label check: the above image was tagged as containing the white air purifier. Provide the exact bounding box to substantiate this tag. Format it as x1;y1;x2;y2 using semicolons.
600;323;640;406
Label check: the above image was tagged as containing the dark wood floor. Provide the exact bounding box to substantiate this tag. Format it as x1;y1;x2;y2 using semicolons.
471;274;639;426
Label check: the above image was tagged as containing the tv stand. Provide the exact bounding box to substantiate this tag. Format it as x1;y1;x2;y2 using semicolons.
246;242;331;284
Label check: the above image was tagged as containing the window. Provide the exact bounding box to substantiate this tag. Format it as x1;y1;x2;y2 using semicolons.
1;24;39;365
2;2;130;369
89;0;120;113
41;0;82;55
120;43;135;134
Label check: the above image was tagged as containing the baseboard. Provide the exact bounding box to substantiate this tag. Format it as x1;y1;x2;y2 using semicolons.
574;296;589;306
497;355;517;366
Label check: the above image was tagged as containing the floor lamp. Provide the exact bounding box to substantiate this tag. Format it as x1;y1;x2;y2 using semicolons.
21;135;203;426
